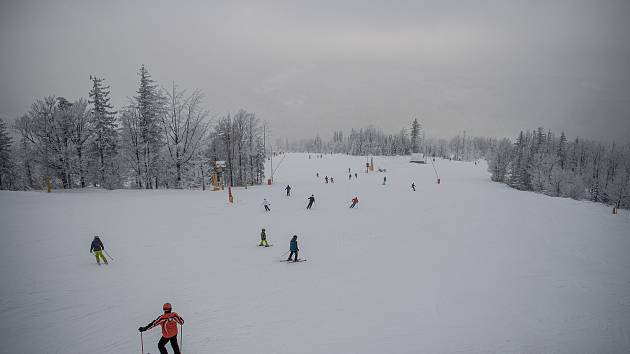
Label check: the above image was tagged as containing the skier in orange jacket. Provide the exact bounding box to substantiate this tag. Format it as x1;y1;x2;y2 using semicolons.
139;303;184;354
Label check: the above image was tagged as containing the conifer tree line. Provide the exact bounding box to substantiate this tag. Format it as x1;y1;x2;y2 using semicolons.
286;119;495;161
487;128;630;209
0;65;266;190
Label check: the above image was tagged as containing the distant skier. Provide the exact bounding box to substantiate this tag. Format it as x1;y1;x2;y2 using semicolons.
285;185;291;197
316;172;319;178
354;173;357;178
382;176;387;185
411;182;415;191
348;167;351;173
139;303;184;354
90;236;108;265
306;194;315;209
287;235;299;262
330;177;334;183
325;176;329;183
262;198;271;212
349;173;352;180
259;228;269;247
350;196;359;208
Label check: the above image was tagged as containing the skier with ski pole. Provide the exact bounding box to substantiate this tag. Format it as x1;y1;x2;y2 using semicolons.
139;302;184;354
89;236;108;265
287;235;299;262
349;196;359;208
262;198;271;212
306;194;315;209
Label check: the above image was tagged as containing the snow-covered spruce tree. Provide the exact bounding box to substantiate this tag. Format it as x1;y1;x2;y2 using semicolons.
557;131;567;169
488;138;512;182
410;118;421;153
0;117;16;189
88;75;119;189
161;83;209;188
134;65;164;189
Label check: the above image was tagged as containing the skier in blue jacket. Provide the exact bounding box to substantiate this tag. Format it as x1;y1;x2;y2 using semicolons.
287;235;299;262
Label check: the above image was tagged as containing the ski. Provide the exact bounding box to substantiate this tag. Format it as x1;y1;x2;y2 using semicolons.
279;259;307;263
257;244;274;247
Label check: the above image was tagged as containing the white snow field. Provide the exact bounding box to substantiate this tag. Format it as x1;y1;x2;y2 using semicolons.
1;153;629;354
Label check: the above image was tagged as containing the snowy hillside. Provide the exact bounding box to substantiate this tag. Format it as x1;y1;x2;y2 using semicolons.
0;153;629;354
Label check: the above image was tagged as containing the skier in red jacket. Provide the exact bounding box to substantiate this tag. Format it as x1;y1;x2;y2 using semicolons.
350;196;359;208
139;303;185;354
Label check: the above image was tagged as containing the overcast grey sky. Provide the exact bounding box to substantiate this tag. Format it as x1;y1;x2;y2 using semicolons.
1;0;629;141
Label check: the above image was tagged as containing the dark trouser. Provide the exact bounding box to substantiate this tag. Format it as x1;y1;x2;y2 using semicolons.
158;335;180;354
264;205;270;211
286;191;290;196
288;251;298;261
350;202;356;208
307;202;313;209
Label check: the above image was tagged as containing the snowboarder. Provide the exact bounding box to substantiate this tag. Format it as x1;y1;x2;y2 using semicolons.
262;198;271;212
259;228;269;247
350;196;359;208
139;303;184;354
325;176;329;183
90;236;108;265
287;235;299;261
306;194;315;209
411;182;415;191
285;185;291;196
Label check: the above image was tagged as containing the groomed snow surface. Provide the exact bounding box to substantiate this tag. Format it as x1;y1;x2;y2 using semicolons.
1;153;629;354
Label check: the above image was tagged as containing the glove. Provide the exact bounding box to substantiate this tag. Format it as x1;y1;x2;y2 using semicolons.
138;326;146;332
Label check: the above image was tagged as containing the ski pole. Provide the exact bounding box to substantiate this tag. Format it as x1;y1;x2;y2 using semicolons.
104;250;114;260
180;324;183;352
280;250;290;258
140;332;144;354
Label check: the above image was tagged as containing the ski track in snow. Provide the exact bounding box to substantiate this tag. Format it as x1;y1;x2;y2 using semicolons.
0;153;629;354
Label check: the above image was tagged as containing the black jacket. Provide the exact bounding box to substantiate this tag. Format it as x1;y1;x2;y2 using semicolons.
90;238;104;252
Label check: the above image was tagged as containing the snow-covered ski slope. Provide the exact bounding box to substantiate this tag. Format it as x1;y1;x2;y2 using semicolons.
1;153;629;354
